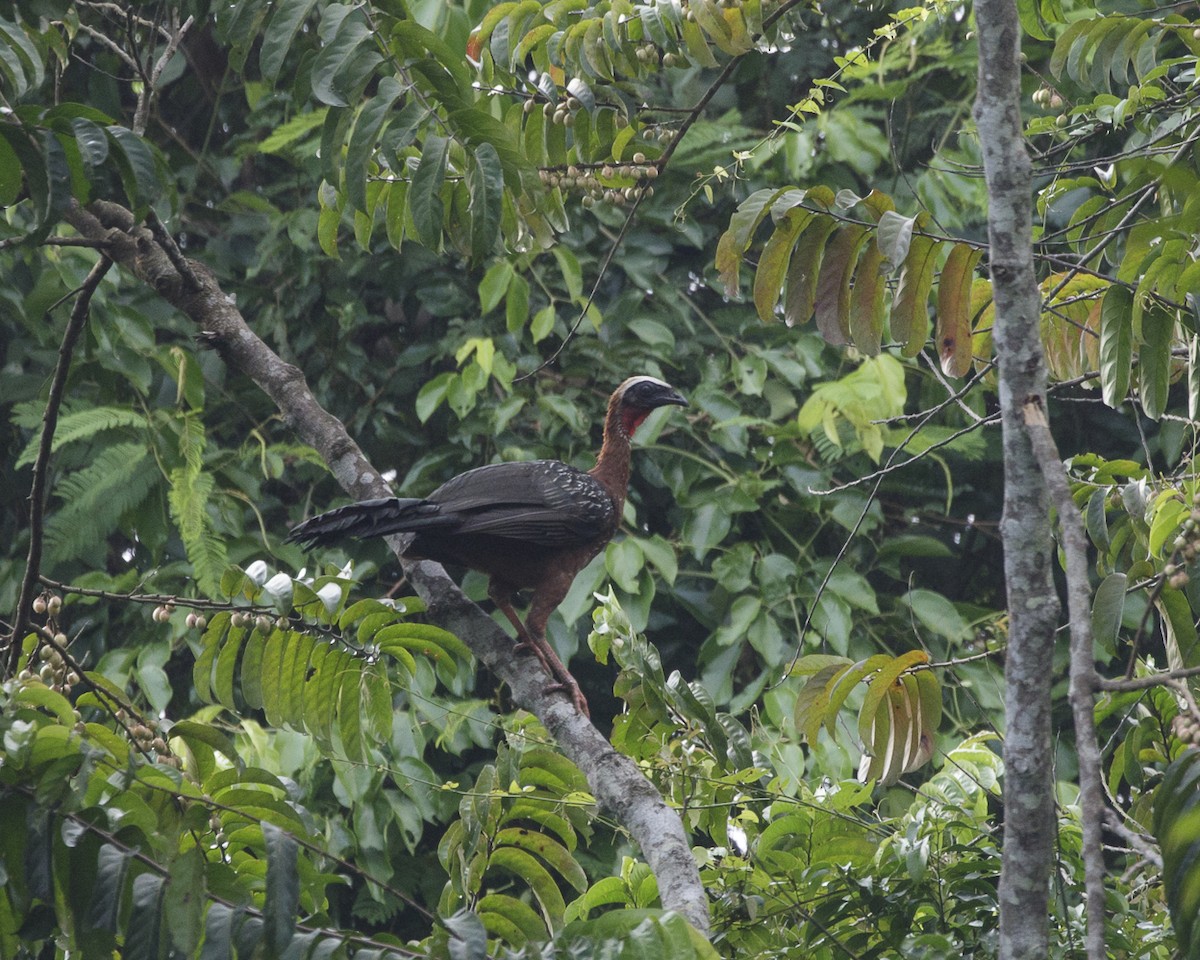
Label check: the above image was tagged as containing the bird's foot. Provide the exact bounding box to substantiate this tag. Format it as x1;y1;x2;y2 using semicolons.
513;638;553;672
544;679;590;718
514;638;590;717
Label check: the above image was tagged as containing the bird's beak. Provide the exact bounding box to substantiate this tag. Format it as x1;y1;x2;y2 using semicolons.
657;388;688;409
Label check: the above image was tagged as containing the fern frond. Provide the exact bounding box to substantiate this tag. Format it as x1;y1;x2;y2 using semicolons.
44;442;158;562
15;406;146;468
168;465;227;597
177;413;206;474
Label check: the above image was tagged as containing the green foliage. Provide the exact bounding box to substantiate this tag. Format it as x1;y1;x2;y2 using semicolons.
1156;747;1200;958
2;0;1198;955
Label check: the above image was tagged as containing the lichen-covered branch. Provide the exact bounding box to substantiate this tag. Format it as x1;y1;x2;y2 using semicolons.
63;199;710;934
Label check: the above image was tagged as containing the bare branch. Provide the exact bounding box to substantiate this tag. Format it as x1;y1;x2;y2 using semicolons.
133;13;194;136
5;256;113;677
1098;663;1200;692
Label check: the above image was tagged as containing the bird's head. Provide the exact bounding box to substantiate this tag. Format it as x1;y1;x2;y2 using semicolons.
611;376;688;436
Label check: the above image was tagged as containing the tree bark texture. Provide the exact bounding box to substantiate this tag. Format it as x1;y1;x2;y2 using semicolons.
1023;400;1106;960
972;4;1060;958
64;200;711;935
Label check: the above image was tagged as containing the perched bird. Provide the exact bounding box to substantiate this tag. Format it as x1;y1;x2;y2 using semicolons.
287;376;688;715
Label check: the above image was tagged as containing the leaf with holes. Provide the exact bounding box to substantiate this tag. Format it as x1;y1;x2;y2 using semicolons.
935;243;983;376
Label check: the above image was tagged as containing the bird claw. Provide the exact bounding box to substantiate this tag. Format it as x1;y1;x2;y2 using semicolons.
544;680;590;717
513;640;590;716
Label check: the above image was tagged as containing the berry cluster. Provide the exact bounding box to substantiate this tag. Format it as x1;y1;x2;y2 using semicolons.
20;594;81;695
1172;711;1200;746
121;709;180;768
229;611;281;634
1164;493;1200;589
21;634;80;694
538;156;660;208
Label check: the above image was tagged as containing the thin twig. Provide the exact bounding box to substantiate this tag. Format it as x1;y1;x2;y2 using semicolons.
5;256;113;677
810;410;999;497
1098;663;1200;692
133;13;194;136
1041;124;1200;306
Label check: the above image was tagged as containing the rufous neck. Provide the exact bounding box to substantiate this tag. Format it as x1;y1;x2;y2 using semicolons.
589;400;635;502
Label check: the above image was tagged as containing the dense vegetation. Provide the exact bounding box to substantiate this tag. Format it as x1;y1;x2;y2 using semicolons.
2;0;1200;956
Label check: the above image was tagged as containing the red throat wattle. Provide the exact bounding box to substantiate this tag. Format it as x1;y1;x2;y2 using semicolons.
621;407;650;436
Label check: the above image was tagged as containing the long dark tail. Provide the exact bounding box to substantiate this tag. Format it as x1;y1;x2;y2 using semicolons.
286;497;446;548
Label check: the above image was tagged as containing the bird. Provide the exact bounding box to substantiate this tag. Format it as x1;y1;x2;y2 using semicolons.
286;376;688;715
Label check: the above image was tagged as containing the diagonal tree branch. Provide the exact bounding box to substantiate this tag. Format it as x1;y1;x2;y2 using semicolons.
62;199;710;934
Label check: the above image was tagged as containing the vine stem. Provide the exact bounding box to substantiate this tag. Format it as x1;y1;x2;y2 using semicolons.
5;256;113;677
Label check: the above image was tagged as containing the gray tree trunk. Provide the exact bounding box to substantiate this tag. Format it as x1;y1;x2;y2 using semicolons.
972;2;1059;957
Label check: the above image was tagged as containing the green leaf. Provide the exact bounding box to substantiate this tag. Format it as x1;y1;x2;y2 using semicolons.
488;847;566;927
1138;304;1174;420
468;142;504;260
124;873;165;960
530;304;556;342
262;822;300;955
1155;748;1200;956
716;187;797;296
1085;486;1111;554
1091;573;1126;658
479;261;514;315
165;849;205;950
260;0;320;82
1100;285;1133;408
311;11;379;107
899;589;970;642
890;217;936;356
0;131;20;205
88;845;131;933
409;134;449;248
784;210;838;327
105;126;161;212
345;76;405;213
1158;587;1200;670
752;206;812;323
875;210;917;269
505;273;530;333
201;903;235;960
494;828;587;892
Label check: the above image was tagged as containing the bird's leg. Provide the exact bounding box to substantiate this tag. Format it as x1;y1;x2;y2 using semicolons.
525;597;590;717
487;581;590;716
488;582;558;674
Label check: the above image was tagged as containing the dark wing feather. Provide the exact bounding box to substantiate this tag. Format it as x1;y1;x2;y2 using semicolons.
428;460;615;545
